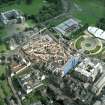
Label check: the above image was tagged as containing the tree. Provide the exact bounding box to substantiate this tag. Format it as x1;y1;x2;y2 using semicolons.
0;99;4;105
96;18;105;30
0;73;6;80
25;0;32;5
16;0;21;4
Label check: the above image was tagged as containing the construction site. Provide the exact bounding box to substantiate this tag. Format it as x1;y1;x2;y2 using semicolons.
22;32;74;76
7;51;31;77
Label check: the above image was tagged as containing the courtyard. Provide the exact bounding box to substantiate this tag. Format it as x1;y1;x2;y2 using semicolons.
75;35;103;55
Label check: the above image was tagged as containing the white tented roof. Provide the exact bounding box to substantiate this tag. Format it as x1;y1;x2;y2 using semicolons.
88;26;105;40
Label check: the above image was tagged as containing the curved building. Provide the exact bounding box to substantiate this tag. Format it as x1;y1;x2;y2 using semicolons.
88;26;105;40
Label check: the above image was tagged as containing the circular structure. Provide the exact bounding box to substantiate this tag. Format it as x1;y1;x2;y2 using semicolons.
75;35;103;55
101;49;105;60
81;37;99;51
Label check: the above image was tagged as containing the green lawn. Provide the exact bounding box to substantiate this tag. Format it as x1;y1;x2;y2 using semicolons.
0;0;44;15
0;28;7;37
0;65;12;100
0;86;5;99
0;44;8;53
46;14;69;27
0;80;12;100
75;36;84;49
26;20;35;27
89;45;101;53
71;0;105;25
0;65;6;77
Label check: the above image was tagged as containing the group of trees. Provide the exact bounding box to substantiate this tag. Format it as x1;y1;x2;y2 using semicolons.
25;0;32;4
36;3;62;22
0;0;63;24
0;0;33;5
0;0;15;4
96;0;105;30
25;0;63;24
46;0;62;8
96;18;105;30
70;23;89;39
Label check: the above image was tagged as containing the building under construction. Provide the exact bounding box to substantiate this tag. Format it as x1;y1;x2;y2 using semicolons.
22;33;79;76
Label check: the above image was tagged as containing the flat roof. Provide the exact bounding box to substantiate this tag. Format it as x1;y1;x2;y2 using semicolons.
18;69;43;93
54;18;79;34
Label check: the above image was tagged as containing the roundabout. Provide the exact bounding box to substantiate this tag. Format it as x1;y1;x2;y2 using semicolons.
75;35;103;55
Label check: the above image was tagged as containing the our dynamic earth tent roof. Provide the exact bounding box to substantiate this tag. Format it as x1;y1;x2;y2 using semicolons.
88;26;105;40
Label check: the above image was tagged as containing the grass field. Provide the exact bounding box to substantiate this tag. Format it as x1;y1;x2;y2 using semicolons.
26;20;35;27
0;0;44;15
46;14;70;27
46;0;105;28
0;65;12;99
0;80;12;100
0;65;6;77
90;45;101;53
0;44;8;53
0;28;7;37
71;0;105;24
75;36;84;49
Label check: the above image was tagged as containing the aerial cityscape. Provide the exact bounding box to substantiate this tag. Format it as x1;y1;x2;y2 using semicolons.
0;0;105;105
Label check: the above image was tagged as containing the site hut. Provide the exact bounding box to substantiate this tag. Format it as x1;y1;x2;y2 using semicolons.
53;18;80;36
0;9;25;25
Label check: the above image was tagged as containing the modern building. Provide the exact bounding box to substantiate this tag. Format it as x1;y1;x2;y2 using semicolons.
18;69;44;94
9;54;31;76
74;58;103;82
62;54;80;76
88;26;105;40
53;18;80;35
0;9;25;25
92;73;105;95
